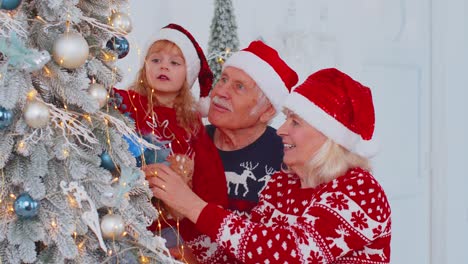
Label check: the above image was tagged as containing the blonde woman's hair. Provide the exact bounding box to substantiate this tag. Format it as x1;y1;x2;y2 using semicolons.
302;139;371;186
130;40;200;135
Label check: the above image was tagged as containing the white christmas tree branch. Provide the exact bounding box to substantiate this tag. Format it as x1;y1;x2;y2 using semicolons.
79;15;126;37
96;112;160;151
0;12;27;38
206;48;232;61
44;102;98;149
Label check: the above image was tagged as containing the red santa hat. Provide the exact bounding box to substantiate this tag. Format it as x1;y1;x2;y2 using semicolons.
284;68;378;158
223;40;298;113
152;24;213;116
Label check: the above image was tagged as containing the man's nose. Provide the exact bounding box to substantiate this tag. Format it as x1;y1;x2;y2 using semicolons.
212;80;230;97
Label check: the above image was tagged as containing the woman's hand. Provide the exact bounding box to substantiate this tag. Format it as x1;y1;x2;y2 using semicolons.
145;164;207;223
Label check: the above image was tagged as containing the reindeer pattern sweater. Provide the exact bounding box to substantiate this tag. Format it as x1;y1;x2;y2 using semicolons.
205;125;283;213
195;168;392;264
189;125;283;263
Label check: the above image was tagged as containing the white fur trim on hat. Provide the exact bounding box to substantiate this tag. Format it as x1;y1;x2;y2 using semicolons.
223;51;288;114
197;96;211;117
154;28;201;87
284;92;379;158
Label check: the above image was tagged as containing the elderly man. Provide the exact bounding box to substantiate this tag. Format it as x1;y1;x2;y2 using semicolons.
206;40;298;213
185;40;297;263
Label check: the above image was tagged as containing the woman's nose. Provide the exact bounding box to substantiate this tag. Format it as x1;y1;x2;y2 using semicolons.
277;121;288;136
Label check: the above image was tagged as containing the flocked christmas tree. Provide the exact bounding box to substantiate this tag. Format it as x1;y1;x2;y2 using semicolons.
207;0;239;83
0;0;176;263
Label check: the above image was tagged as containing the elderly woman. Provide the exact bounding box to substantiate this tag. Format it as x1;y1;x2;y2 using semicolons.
150;68;391;263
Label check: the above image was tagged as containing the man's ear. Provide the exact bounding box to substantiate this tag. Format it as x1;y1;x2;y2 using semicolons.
259;103;276;123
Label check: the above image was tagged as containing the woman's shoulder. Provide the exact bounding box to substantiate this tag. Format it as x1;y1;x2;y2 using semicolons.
323;167;391;221
327;168;384;194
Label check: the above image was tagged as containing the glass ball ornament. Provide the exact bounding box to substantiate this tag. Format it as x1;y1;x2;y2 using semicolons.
88;83;108;108
0;0;22;10
100;213;125;239
110;12;133;34
106;36;130;59
14;193;40;218
100;151;116;171
24;101;50;128
52;33;89;69
0;106;14;129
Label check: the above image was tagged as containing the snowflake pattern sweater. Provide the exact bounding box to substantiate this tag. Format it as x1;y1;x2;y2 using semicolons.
195;168;391;263
112;88;228;242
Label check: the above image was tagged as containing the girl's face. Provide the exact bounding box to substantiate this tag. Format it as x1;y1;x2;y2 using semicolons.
277;110;327;171
145;41;186;104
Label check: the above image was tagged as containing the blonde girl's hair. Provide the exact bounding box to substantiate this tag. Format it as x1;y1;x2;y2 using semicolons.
131;40;200;135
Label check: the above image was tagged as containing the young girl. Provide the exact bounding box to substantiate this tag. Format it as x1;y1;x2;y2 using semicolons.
112;24;228;255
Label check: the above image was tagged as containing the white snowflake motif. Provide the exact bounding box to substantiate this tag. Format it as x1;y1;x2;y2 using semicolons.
257;246;263;254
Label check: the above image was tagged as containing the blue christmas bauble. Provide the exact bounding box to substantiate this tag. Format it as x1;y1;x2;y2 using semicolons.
106;36;129;59
124;135;146;158
14;193;40;218
0;0;22;10
0;106;13;129
100;151;116;171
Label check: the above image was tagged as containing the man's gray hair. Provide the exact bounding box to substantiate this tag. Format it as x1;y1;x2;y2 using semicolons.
250;86;273;116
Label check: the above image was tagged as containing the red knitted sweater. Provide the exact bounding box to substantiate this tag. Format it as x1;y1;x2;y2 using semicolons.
195;168;391;263
113;88;228;242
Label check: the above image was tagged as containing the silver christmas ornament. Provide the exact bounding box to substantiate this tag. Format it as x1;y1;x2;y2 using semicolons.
110;12;133;34
100;213;125;239
88;83;108;108
52;33;89;69
24;101;50;128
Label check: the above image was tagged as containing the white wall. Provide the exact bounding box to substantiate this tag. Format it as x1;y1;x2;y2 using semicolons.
115;1;468;263
431;0;468;263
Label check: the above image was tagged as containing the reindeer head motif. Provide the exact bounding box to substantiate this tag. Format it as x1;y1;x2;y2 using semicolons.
258;165;275;182
240;161;259;180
